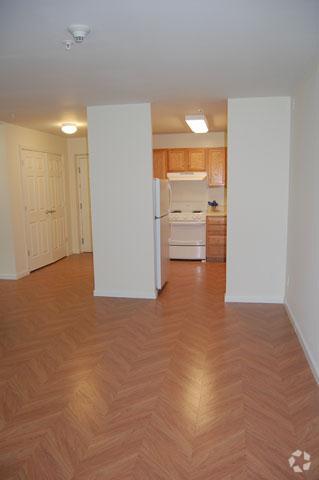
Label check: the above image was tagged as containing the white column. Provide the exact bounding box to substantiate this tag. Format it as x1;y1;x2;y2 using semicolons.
226;97;291;303
87;103;156;299
0;124;16;278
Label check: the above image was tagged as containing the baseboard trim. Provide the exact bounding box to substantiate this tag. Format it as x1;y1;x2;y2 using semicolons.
0;270;29;280
285;302;319;384
225;294;284;304
94;289;157;300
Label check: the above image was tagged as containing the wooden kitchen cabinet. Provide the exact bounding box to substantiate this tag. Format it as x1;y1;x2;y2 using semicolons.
206;216;227;262
154;147;227;179
167;149;188;172
207;148;226;186
153;149;168;179
188;149;206;171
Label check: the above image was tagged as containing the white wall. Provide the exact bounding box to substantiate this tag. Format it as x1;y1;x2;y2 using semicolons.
67;137;89;253
285;67;319;381
0;124;16;278
207;185;227;206
87;103;156;298
153;131;228;206
152;131;226;149
226;97;291;303
0;122;70;277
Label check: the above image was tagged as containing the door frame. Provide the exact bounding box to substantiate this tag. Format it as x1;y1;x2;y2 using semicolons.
19;146;69;273
74;154;92;253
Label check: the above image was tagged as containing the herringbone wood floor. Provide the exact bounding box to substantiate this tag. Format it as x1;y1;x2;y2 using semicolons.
0;254;318;479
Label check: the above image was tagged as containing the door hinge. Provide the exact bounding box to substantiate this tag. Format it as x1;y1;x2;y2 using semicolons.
81;237;84;245
27;250;30;256
78;167;81;173
80;202;83;209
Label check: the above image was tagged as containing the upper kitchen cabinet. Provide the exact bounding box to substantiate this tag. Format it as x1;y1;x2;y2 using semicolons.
154;147;227;180
188;149;206;171
153;149;168;179
167;149;188;172
207;148;227;186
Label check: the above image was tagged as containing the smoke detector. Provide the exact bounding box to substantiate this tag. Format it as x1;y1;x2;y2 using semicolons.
68;24;90;43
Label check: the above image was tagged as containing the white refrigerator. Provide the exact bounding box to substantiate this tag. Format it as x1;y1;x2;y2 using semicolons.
154;179;170;290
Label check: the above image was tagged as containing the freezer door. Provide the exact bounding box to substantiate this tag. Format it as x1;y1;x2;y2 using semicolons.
155;215;170;290
154;179;170;218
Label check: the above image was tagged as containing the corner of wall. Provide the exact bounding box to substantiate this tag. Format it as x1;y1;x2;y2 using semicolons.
284;302;319;384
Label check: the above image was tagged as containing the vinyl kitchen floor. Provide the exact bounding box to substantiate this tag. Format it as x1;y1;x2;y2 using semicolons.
0;254;318;479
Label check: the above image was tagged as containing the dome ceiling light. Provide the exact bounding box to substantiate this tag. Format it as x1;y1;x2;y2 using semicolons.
61;123;78;134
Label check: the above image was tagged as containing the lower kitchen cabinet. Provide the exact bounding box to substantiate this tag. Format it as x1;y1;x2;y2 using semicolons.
206;216;227;262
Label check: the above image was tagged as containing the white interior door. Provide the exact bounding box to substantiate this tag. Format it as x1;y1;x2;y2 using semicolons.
76;155;92;252
21;149;52;270
47;153;67;262
22;149;67;271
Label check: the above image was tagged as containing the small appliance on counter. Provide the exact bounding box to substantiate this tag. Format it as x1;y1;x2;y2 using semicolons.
208;200;219;210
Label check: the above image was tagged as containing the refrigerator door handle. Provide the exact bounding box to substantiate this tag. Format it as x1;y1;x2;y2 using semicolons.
168;182;172;212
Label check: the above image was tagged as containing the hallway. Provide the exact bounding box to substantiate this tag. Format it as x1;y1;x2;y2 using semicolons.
0;254;318;479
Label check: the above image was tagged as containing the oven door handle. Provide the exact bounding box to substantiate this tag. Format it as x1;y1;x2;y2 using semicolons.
168;182;172;212
169;240;205;246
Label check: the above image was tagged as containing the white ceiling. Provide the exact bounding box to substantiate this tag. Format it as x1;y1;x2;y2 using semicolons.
152;101;227;134
1;0;318;136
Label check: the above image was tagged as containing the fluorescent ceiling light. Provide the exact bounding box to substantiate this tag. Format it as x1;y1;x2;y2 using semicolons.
185;114;209;133
61;123;78;134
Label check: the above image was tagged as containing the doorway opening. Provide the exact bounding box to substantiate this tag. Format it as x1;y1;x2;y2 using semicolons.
151;103;228;295
75;154;93;253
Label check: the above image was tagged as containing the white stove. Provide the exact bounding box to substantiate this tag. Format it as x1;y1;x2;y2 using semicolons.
169;210;206;260
168;172;208;260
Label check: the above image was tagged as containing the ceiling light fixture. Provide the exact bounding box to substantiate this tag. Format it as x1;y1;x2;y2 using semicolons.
61;123;78;134
185;114;209;133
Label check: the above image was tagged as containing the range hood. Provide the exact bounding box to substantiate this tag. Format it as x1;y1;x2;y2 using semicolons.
167;172;207;181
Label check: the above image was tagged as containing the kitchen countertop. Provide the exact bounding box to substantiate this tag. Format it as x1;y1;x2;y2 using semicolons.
206;207;227;217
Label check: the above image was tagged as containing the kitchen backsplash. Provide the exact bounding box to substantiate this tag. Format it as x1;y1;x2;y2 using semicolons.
208;186;227;206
